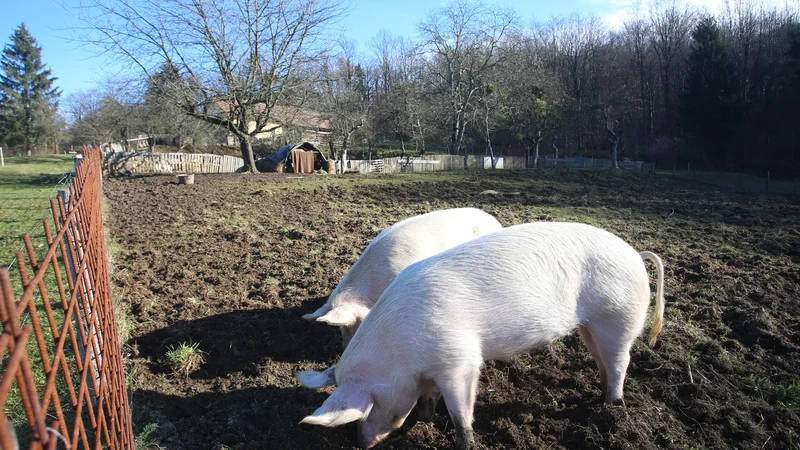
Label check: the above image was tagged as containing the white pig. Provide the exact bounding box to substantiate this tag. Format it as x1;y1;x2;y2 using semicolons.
301;208;503;348
297;222;665;449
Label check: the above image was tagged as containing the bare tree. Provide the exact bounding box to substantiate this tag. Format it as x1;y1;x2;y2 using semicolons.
535;13;604;154
502;34;562;167
322;42;374;172
78;0;348;172
649;0;696;131
624;1;657;144
64;89;112;146
418;0;517;155
473;83;501;167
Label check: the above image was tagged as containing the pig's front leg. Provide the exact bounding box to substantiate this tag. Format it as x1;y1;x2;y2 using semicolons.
434;365;481;450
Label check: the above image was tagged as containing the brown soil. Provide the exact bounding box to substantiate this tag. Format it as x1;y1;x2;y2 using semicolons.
105;169;800;450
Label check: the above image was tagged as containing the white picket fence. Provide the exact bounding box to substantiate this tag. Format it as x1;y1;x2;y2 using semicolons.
105;152;244;175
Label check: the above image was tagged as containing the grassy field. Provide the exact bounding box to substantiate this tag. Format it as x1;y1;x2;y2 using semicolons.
0;154;75;266
104;168;800;449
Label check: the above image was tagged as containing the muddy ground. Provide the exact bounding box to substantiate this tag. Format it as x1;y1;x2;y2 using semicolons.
104;169;800;449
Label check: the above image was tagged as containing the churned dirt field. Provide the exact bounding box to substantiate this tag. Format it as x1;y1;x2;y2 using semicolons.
104;169;800;449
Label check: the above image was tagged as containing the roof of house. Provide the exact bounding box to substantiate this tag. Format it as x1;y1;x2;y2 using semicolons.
211;100;331;130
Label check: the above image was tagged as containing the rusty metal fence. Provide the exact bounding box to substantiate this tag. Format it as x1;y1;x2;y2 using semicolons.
0;147;133;449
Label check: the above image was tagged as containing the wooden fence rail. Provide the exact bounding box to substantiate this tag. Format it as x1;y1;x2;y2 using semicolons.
104;152;244;175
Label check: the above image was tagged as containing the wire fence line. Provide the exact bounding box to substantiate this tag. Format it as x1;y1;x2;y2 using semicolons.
0;147;134;449
6;172;74;272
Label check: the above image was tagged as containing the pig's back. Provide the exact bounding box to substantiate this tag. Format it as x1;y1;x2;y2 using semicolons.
366;208;502;274
360;222;649;366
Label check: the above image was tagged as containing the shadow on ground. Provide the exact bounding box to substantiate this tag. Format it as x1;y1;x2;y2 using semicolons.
132;299;340;378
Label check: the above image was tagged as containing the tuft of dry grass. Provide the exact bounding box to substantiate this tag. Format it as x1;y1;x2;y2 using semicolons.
165;341;206;378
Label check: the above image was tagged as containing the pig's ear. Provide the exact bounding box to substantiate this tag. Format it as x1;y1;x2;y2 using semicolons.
300;385;372;427
315;305;357;326
296;366;336;389
301;303;331;321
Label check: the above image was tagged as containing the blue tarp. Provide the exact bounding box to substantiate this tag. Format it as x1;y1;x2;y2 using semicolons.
263;142;326;164
264;144;296;163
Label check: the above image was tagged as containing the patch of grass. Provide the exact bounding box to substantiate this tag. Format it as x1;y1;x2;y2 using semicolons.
776;380;800;410
134;423;166;450
0;154;74;265
165;341;206;378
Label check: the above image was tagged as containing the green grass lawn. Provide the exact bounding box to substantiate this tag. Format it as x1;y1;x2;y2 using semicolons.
0;154;75;266
657;169;799;195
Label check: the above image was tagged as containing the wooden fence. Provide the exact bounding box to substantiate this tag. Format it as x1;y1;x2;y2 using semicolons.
104;152;244;175
347;155;653;173
0;146;134;449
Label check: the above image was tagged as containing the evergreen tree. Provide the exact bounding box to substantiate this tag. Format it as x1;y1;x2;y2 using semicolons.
0;23;61;154
680;16;742;166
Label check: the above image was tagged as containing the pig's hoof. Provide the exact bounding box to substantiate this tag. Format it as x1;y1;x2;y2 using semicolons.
605;398;626;407
455;426;475;450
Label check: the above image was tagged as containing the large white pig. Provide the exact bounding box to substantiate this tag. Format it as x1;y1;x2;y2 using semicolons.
301;208;503;348
297;222;665;449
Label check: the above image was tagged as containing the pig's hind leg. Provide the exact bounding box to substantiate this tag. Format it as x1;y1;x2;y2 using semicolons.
579;325;608;396
434;365;481;450
585;323;634;405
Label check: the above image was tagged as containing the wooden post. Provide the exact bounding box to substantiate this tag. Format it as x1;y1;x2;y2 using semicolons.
0;147;4;167
177;174;194;184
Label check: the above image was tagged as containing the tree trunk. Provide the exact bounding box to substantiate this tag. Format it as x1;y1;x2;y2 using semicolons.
533;141;540;168
485;112;495;168
400;136;406;157
552;135;559;159
121;127;130;152
340;134;350;173
611;141;619;169
450;118;459;155
454;116;467;156
175;133;182;152
239;137;257;173
415;118;426;156
147;135;156;153
605;112;620;169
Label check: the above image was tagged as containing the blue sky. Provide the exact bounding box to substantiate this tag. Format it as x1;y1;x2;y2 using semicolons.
0;0;729;99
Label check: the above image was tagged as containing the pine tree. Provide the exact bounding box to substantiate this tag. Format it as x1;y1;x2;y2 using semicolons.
0;23;61;154
680;16;742;166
